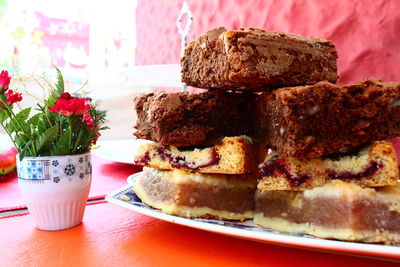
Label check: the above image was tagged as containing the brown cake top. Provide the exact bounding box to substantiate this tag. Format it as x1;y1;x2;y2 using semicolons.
134;90;256;147
181;27;338;91
135;90;239;121
272;78;400;100
201;27;336;56
262;78;400;159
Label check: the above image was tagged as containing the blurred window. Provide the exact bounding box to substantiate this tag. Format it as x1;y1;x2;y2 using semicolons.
0;0;137;86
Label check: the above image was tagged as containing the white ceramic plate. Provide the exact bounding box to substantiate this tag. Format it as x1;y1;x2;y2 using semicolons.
121;64;182;87
94;139;151;164
106;173;400;260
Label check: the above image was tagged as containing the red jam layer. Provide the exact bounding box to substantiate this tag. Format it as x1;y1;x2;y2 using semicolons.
259;158;383;187
326;161;383;180
259;158;310;187
134;151;150;165
134;147;221;170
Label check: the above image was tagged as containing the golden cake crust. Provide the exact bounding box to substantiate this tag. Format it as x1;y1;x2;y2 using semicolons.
133;167;256;221
134;136;263;174
258;141;399;191
255;180;400;244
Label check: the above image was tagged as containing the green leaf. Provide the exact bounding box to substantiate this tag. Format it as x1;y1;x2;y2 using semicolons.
34;124;59;155
14;132;30;147
16;107;31;121
18;147;28;160
47;68;64;107
50;132;70;156
55;67;64;94
5;119;26;133
27;113;41;128
36;118;48;135
0;109;10;123
5;107;31;133
18;143;30;160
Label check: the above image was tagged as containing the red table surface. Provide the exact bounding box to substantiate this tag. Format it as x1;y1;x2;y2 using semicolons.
0;154;142;212
0;202;399;267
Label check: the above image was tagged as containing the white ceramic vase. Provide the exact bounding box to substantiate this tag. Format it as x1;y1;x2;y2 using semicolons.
17;152;92;231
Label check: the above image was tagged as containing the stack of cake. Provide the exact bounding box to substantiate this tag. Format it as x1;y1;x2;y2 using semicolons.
132;27;400;244
133;90;259;220
255;80;400;243
132;27;337;221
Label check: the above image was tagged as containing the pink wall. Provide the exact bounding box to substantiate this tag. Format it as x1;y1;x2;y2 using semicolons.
136;0;400;84
35;12;89;69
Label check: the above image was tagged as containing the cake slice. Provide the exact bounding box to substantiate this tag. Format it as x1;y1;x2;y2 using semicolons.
258;141;399;191
134;167;256;220
134;136;261;174
181;27;338;91
134;90;256;147
257;79;400;159
254;180;400;244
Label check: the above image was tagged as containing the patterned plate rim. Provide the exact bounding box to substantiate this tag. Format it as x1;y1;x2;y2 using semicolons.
105;172;400;260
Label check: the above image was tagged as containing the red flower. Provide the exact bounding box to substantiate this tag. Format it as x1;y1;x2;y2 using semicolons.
49;93;90;116
60;92;72;99
92;132;101;145
82;113;94;130
0;70;11;93
4;90;22;105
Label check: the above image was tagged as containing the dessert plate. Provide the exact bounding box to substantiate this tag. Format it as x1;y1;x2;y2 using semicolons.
94;139;151;164
106;173;400;260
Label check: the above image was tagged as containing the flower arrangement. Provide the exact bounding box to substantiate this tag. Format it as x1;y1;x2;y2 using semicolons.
0;69;107;160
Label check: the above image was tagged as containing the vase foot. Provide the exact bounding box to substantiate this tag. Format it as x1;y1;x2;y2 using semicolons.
28;198;87;231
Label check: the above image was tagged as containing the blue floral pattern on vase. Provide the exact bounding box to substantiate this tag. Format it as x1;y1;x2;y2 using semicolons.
17;153;91;185
64;164;76;176
17;159;49;180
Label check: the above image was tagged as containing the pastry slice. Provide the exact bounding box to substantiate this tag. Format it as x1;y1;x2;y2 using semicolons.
181;27;338;91
134;167;256;220
134;136;260;174
134;90;256;147
254;180;400;244
257;79;400;159
258;141;398;191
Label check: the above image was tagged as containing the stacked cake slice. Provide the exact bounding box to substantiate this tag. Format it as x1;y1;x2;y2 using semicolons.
256;79;400;159
132;26;400;244
255;80;400;244
134;167;256;220
255;180;400;244
181;27;338;90
133;90;260;220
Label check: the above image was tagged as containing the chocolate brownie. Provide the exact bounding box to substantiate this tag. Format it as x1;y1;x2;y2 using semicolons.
134;90;256;147
258;79;400;159
181;27;338;91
